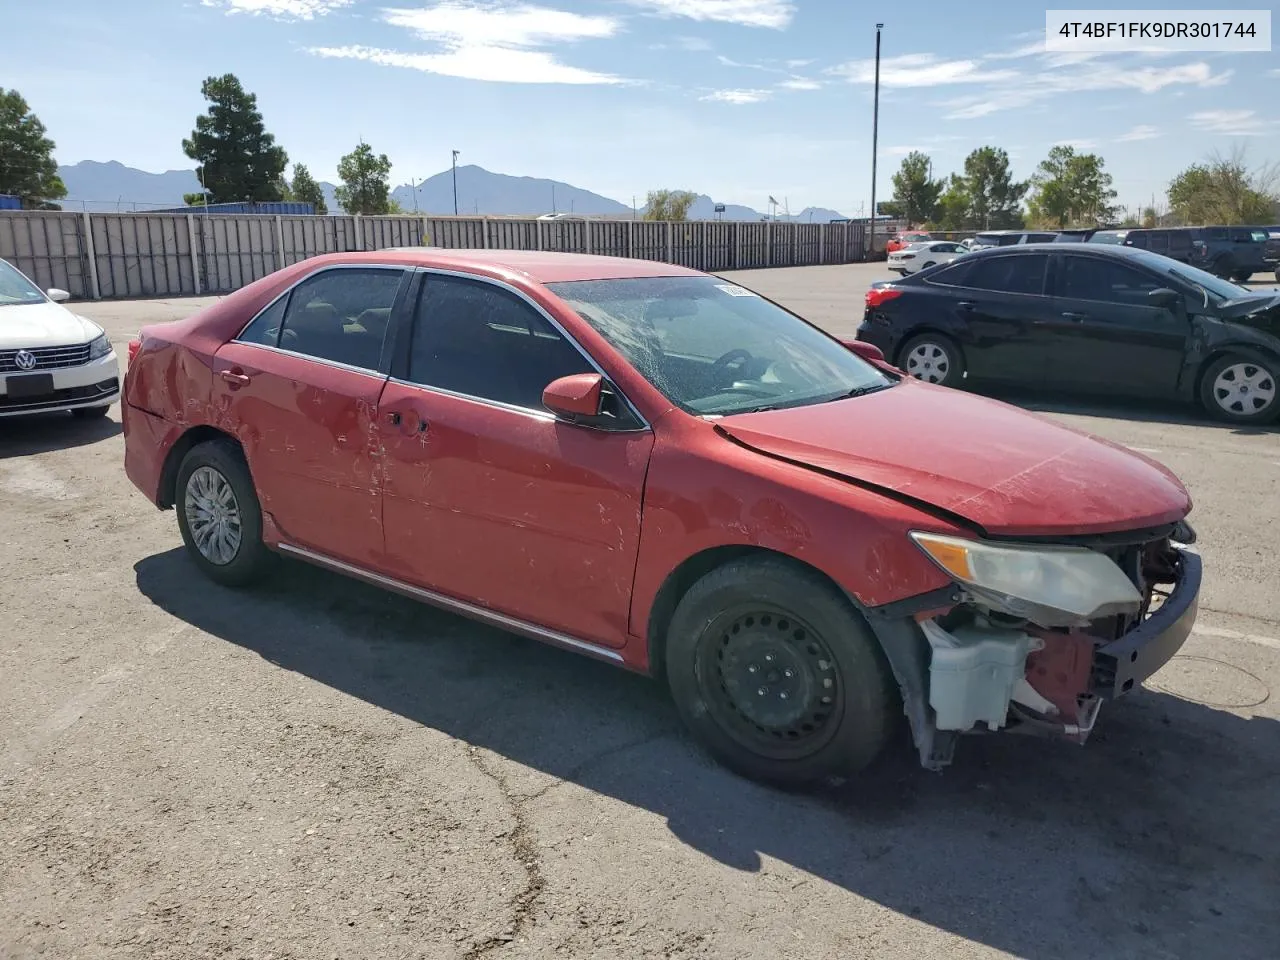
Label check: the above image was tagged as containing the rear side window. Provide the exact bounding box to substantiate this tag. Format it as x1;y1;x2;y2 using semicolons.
276;268;404;370
962;254;1047;295
1145;231;1170;255
1126;232;1149;249
1205;227;1227;240
238;295;287;346
407;274;592;411
1059;256;1162;305
1168;232;1193;258
925;260;972;286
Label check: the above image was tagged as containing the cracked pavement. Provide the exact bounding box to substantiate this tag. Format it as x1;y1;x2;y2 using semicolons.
1;264;1279;959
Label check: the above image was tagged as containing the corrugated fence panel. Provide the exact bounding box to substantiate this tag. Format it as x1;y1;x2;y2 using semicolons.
1;211;873;299
0;212;86;296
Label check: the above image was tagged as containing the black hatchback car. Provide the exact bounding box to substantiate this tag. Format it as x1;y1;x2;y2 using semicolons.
857;244;1280;424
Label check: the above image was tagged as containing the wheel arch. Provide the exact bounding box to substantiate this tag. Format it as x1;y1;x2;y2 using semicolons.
644;544;868;682
157;424;244;509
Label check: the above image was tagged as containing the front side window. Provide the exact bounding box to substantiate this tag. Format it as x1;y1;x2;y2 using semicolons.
276;268;404;370
0;259;47;307
963;254;1047;295
1059;256;1162;306
547;276;893;417
408;274;593;411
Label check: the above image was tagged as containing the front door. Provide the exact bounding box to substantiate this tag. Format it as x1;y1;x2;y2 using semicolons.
941;252;1055;384
378;272;654;649
211;265;409;567
1041;253;1188;397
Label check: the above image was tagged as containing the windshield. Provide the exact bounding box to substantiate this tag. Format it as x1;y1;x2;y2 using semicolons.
546;275;894;416
0;259;48;306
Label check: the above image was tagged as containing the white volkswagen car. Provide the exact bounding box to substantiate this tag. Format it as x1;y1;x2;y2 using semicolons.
1;259;119;419
887;240;968;276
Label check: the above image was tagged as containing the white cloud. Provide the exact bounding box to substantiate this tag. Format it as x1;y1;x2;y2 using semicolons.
779;77;821;91
1116;124;1160;142
940;59;1231;119
828;53;1019;87
310;43;623;84
383;3;617;46
886;145;927;156
309;3;625;85
675;35;713;51
700;88;772;104
1053;139;1098;150
202;0;350;18
785;58;813;68
629;0;794;29
1188;110;1275;136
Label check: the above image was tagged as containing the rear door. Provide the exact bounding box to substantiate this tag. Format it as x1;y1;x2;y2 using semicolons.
211;265;410;566
1041;252;1189;396
929;252;1056;383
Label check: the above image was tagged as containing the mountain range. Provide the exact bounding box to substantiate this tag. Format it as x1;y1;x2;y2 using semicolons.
55;160;848;222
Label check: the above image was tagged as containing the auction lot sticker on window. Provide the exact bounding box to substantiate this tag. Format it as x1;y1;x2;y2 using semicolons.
1046;10;1271;52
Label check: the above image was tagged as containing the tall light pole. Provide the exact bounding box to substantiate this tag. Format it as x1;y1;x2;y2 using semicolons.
409;176;419;214
451;150;460;215
868;22;883;256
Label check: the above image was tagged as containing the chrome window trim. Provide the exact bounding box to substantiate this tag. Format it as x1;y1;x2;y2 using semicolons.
404;266;652;432
231;262;410;348
230;341;391;380
276;542;625;663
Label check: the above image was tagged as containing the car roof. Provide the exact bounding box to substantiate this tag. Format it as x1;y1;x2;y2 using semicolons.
321;247;705;283
955;242;1153;260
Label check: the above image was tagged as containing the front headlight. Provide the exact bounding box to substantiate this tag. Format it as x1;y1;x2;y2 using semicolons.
88;333;111;360
910;531;1142;627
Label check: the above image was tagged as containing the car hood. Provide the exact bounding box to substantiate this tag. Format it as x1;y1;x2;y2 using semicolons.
0;301;100;348
716;381;1191;538
1215;293;1280;324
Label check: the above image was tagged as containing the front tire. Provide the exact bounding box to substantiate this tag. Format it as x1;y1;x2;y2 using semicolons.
175;439;271;587
1199;353;1280;425
665;557;898;787
897;332;965;387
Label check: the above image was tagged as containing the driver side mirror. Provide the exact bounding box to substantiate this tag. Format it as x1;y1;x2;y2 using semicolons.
46;287;71;302
543;372;604;420
842;339;886;363
1147;287;1181;311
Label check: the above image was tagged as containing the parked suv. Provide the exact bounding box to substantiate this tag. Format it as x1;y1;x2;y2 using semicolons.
1116;227;1268;281
969;230;1060;249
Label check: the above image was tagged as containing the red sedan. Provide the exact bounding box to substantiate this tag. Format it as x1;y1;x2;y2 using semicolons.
122;250;1201;785
885;231;933;254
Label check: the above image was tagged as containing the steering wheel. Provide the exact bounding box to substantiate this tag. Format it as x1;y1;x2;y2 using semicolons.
712;348;754;373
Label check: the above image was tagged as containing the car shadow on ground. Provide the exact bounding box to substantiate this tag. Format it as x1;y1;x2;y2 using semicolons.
0;411;121;458
134;549;1280;960
970;385;1280;437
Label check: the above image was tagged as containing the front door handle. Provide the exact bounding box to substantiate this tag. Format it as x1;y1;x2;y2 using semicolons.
957;301;975;311
219;369;251;387
1061;311;1086;322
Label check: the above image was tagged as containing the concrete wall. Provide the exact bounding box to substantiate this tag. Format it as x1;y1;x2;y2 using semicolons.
0;211;873;300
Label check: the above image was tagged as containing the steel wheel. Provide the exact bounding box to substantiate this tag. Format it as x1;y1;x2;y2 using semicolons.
1211;362;1276;418
905;341;952;384
183;465;243;566
696;606;843;761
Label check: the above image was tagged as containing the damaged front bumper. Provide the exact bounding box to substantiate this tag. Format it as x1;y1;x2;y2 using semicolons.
866;543;1201;771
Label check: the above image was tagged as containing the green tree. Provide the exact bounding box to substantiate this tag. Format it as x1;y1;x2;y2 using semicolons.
931;175;972;230
644;189;698;221
1141;206;1158;228
182;74;287;204
0;88;66;208
1026;145;1118;228
962;146;1026;229
334;142;393;215
1167;148;1277;225
289;162;327;214
889;151;942;226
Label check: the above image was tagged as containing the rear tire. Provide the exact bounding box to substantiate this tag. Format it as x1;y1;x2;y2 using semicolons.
897;332;965;387
174;439;272;587
71;404;111;419
665;556;898;787
1199;353;1280;425
1231;269;1254;284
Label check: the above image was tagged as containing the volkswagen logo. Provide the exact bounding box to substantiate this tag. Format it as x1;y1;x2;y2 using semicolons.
14;350;37;371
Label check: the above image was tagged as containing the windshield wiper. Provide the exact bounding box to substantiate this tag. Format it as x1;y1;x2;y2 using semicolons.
827;381;894;402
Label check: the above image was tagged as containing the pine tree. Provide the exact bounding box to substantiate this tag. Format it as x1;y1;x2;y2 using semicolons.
0;88;66;208
290;163;327;214
182;74;287;204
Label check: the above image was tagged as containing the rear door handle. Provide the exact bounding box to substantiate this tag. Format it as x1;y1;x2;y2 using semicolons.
957;301;975;311
1061;311;1086;322
219;369;251;387
384;410;428;433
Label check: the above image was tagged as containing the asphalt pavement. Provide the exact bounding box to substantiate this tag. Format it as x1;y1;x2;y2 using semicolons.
1;262;1277;960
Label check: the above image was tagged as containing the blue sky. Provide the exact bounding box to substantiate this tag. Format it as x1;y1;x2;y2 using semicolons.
8;0;1278;215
